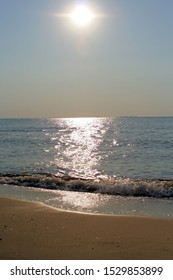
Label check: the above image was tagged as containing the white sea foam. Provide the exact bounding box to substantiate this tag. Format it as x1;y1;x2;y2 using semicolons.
0;173;173;198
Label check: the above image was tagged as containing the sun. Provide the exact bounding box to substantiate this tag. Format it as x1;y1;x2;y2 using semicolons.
69;5;95;27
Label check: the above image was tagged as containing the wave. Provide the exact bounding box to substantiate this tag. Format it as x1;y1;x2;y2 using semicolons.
0;173;173;198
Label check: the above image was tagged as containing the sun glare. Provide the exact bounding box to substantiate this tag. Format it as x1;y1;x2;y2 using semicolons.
69;5;95;27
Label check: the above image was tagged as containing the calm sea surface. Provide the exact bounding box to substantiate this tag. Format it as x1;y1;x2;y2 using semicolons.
0;117;173;218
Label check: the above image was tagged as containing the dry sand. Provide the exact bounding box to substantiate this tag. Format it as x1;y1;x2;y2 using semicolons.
0;197;173;260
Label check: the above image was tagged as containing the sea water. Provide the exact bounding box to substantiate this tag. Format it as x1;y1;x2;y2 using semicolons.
0;117;173;218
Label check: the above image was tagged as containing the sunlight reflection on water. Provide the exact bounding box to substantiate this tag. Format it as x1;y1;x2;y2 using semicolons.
49;191;107;211
50;118;110;178
1;184;173;218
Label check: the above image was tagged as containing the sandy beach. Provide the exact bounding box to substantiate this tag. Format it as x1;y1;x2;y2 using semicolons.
1;197;173;260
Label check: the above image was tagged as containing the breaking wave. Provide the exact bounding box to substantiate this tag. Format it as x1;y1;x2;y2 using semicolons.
0;173;173;198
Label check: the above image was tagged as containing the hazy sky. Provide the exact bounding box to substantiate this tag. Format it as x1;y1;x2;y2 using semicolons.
0;0;173;118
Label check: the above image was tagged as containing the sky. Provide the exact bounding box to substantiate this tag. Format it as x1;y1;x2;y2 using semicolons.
0;0;173;118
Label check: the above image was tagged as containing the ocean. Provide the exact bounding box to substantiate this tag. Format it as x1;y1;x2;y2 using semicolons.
0;117;173;218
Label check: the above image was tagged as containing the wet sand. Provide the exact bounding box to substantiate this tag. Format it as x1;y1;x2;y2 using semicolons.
1;197;173;260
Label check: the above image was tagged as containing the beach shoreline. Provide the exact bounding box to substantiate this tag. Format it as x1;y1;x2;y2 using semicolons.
1;197;173;260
